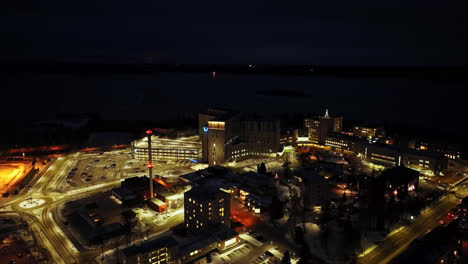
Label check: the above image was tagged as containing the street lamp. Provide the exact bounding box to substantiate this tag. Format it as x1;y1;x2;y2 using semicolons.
28;186;33;204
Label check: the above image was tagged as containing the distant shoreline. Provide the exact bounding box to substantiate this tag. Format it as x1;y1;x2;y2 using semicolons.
1;63;467;80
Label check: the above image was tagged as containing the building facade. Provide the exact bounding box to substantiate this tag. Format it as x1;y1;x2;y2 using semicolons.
361;144;448;176
131;136;201;162
184;186;231;230
324;132;367;154
352;125;385;138
199;108;231;163
304;118;320;143
298;169;331;208
402;150;448;176
120;236;178;264
364;145;402;167
305;109;342;145
410;139;462;160
199;109;280;166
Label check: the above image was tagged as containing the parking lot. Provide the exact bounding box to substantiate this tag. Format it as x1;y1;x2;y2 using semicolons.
62;150;136;190
60;149;198;192
214;243;253;263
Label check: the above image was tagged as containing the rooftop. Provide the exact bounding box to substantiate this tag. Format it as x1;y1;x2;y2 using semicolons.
133;135;201;149
112;186;135;197
185;185;228;201
381;166;419;185
403;148;446;159
178;223;238;256
149;198;166;207
121;236;178;257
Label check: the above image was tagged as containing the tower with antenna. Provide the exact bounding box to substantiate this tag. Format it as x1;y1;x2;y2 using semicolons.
145;130;154;199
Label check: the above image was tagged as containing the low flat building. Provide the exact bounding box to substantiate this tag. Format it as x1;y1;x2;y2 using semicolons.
402;149;448;176
154;188;184;209
245;193;272;213
121;176;166;201
410;139;462;160
120;225;239;264
178;224;240;264
68;211;122;245
363;144;401;167
112;186;137;204
120;236;178;264
148;198;167;213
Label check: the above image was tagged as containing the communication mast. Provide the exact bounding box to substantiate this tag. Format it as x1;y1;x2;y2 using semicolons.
146;130;154;199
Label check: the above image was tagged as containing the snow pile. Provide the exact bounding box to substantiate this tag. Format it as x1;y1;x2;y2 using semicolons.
277;184;290;202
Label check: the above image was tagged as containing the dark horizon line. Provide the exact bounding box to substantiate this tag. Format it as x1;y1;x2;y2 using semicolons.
2;63;468;80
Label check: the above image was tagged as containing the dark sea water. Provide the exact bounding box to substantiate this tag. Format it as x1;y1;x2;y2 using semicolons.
3;72;467;141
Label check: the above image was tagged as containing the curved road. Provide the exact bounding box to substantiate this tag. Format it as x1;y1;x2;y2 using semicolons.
0;152;122;264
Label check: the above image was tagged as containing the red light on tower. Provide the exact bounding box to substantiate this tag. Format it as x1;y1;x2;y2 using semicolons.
147;162;153;168
146;130;152;135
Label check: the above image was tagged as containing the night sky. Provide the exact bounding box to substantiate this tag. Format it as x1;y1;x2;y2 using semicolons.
2;1;468;65
1;1;468;144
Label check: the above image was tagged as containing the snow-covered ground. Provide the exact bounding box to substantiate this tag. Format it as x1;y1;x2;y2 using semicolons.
300;220;350;264
277;184;290;202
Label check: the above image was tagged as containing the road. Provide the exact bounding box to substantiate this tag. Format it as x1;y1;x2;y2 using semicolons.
0;149;198;264
0;156;79;263
0;152;129;264
357;194;459;264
